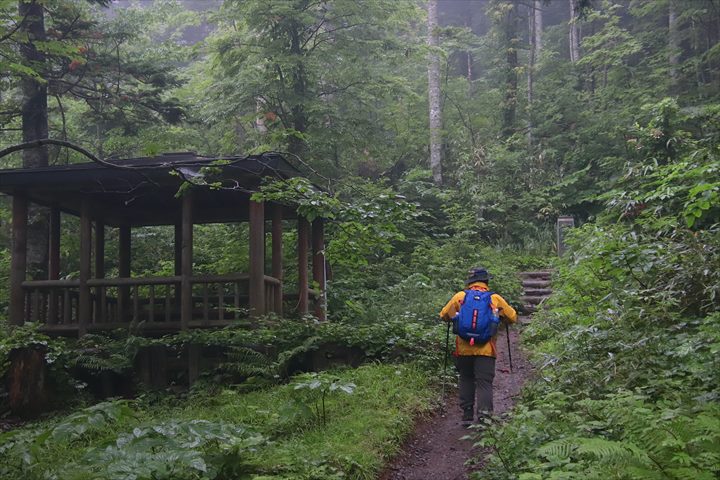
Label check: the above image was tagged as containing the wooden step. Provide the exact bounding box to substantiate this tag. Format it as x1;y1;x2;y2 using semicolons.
521;279;551;288
519;271;553;279
524;288;552;296
520;304;538;314
521;295;549;305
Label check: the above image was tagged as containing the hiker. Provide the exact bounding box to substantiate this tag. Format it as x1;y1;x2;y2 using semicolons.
439;267;517;423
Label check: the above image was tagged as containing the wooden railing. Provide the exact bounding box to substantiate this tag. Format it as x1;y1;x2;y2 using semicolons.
22;274;282;332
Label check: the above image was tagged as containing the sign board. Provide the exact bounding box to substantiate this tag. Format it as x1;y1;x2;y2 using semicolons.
556;216;575;256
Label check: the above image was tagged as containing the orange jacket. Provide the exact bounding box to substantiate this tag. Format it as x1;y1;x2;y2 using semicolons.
439;281;517;357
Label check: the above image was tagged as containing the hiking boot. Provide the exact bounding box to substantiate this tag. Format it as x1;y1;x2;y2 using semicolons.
470;411;494;430
461;409;474;424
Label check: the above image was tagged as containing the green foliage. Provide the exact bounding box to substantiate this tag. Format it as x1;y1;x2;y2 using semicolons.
0;399;266;480
292;372;356;427
74;420;265;480
1;363;433;480
255;178;421;270
470;119;720;478
0;324;61;378
0;400;135;478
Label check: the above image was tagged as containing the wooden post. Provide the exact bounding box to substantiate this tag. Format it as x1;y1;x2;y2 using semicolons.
312;218;326;321
78;201;92;335
9;196;28;326
47;207;60;324
249;199;265;317
118;226;131;322
180;193;194;329
94;221;105;323
271;205;283;316
48;207;60;280
174;223;182;276
94;221;105;279
297;216;309;315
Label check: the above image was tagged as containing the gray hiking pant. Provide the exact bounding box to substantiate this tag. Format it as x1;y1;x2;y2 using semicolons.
456;355;495;415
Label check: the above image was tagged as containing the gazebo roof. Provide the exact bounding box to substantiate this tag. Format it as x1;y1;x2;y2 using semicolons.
0;152;305;226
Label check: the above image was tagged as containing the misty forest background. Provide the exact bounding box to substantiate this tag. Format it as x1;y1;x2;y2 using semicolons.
0;0;719;479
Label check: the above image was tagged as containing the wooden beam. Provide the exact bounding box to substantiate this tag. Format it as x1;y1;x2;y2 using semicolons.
312;218;326;321
9;196;28;326
272;204;283;316
78;201;92;335
180;193;194;329
117;225;131;322
249;200;265;317
297;216;309;315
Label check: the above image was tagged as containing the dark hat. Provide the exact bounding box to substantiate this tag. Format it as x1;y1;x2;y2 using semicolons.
466;267;492;285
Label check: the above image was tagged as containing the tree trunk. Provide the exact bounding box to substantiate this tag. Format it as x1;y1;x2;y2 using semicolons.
501;1;519;138
289;23;307;157
668;0;680;91
427;0;443;186
7;346;48;417
18;0;49;278
533;0;543;54
527;0;542;145
568;0;581;63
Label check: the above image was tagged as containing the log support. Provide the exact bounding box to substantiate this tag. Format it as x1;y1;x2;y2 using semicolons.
271;205;283;315
249;199;265;317
297;217;309;315
47;207;60;324
181;193;194;329
118;225;131;322
9;196;28;326
94;220;105;322
312;218;326;321
174;223;182;276
78;201;91;335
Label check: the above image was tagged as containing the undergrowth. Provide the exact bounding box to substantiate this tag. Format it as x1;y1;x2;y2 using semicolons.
472;99;720;480
0;362;433;480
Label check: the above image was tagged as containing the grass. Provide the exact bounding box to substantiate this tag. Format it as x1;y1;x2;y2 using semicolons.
1;362;436;479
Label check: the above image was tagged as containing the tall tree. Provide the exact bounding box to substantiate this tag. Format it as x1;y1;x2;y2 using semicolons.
668;0;680;91
201;0;420;173
499;0;520;137
527;0;542;144
17;0;49;276
568;0;581;63
427;0;442;185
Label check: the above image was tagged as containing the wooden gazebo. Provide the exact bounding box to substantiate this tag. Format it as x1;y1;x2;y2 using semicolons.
0;152;326;336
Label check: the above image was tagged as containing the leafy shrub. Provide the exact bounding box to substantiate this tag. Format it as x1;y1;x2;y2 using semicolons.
292;372;356;427
0;399;266;480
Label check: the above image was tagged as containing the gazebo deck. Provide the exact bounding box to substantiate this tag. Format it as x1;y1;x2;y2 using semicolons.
22;273;312;335
1;152;327;336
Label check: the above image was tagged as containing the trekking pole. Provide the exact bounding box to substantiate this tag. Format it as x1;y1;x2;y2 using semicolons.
505;322;513;373
441;321;450;411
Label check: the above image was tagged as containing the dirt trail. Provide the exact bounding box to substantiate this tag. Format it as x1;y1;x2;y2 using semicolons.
379;323;532;480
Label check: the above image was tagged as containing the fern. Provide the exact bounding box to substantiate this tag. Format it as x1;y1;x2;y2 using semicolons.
216;346;277;379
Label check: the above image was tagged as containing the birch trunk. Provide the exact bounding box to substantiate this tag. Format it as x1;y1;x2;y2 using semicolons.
528;0;542;145
568;0;581;63
427;0;443;186
668;0;680;90
502;1;519;137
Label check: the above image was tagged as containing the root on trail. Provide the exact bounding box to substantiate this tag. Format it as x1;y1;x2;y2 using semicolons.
379;323;531;480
